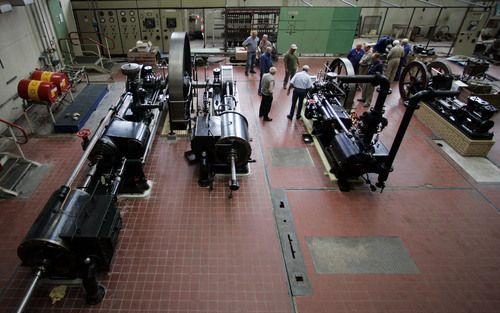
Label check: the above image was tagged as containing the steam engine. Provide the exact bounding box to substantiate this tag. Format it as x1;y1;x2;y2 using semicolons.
305;61;458;191
429;96;496;140
15;63;166;312
186;66;252;194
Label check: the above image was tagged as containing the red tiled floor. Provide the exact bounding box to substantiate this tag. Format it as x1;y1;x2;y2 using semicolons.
0;57;499;313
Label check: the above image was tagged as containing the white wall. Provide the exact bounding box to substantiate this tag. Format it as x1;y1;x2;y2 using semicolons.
0;5;45;131
60;0;82;55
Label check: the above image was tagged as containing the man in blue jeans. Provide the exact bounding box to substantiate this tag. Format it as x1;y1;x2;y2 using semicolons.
243;30;259;76
286;65;313;120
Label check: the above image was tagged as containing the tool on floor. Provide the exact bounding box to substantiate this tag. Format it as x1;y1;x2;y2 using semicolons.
15;62;167;313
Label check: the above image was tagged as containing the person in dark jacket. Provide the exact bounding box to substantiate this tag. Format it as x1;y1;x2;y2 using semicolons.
347;43;364;74
359;53;383;108
373;35;394;53
258;46;273;96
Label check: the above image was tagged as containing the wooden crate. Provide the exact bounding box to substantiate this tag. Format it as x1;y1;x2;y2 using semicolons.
127;47;159;67
415;102;495;157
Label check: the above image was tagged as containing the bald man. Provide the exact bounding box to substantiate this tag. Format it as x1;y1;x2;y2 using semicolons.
259;67;277;121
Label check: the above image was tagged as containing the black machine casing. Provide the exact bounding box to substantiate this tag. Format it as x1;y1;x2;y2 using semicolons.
17;189;121;277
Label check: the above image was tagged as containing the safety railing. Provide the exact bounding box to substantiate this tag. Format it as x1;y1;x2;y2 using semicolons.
0;118;29;160
59;32;116;67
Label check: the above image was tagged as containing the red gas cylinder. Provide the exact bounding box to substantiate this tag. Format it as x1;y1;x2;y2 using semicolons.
17;79;59;103
30;70;70;92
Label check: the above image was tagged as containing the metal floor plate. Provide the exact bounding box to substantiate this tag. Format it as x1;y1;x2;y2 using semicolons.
271;188;312;296
307;236;420;274
271;148;314;167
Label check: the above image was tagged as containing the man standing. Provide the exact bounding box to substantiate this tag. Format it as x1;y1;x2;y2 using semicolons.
258;34;273;57
283;44;299;89
258;46;273;96
259;67;277;121
358;44;373;75
395;38;412;81
286;65;313;120
347;43;365;74
243;30;259;76
385;40;404;82
360;53;384;108
373;35;393;53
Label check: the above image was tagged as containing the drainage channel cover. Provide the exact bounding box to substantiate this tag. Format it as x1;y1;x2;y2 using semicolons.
307;236;420;274
271;188;312;296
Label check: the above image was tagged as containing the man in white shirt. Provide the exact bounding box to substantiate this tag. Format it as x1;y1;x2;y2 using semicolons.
286;65;313;120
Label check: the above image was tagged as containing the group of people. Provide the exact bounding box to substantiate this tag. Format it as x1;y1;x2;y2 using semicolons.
347;37;412;107
243;31;307;122
242;31;414;121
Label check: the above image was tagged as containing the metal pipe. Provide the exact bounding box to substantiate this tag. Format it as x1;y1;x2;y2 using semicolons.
28;4;50;53
64;97;124;188
8;126;26;160
15;269;43;313
378;89;459;188
425;7;443;49
326;98;350;133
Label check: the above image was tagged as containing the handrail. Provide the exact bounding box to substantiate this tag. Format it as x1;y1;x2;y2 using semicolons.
67;31;116;50
0;118;29;144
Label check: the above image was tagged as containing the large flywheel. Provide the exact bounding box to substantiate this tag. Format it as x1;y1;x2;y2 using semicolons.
399;60;430;101
328;58;356;110
168;32;192;130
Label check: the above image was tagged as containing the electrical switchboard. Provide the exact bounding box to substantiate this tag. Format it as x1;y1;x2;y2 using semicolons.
453;11;487;57
97;10;124;55
117;9;141;52
139;9;162;48
160;9;184;52
74;10;101;55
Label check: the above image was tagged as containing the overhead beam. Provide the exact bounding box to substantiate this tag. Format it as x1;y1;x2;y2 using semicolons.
455;0;488;8
300;0;312;7
339;0;356;7
380;0;400;7
416;0;442;7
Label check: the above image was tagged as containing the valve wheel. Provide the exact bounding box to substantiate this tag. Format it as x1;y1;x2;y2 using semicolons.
399;61;430;101
76;128;91;138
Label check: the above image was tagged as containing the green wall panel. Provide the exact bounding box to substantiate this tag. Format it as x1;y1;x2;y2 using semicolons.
48;0;69;41
277;7;361;55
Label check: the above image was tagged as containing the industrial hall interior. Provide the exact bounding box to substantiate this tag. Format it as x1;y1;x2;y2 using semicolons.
1;0;500;312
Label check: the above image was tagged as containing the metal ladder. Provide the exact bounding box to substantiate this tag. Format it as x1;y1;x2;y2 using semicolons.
0;119;40;198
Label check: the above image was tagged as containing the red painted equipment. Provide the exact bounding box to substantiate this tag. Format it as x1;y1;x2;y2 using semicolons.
30;70;70;92
17;79;59;103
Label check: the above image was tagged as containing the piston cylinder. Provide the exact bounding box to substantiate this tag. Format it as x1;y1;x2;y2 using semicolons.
30;70;70;92
17;79;59;103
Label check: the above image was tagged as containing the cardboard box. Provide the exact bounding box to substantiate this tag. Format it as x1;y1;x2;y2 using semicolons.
235;47;247;61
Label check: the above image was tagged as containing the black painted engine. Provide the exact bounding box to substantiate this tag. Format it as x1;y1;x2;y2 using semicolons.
305;64;458;191
186;66;252;195
428;96;496;140
15;63;166;311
